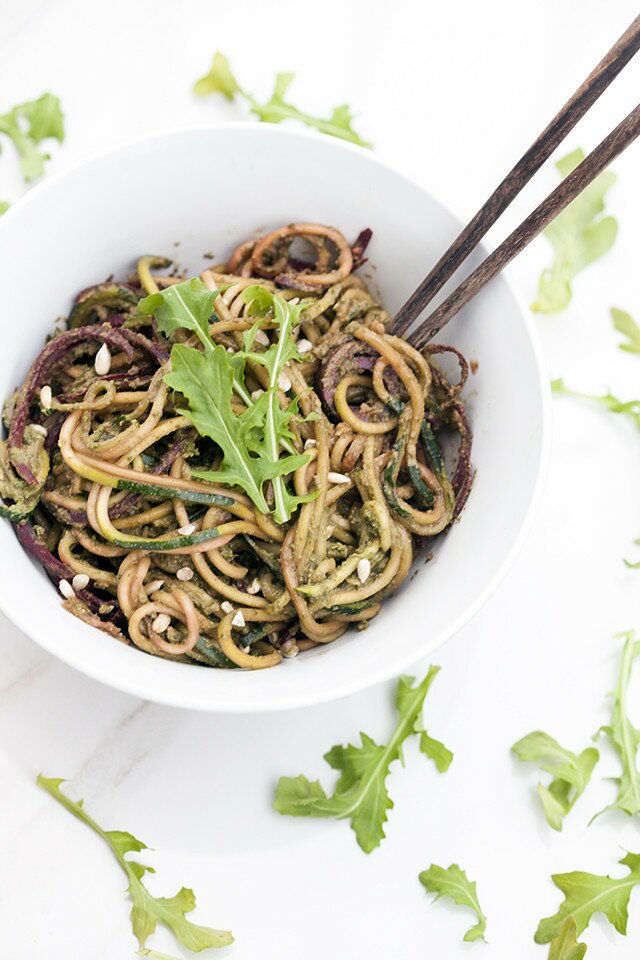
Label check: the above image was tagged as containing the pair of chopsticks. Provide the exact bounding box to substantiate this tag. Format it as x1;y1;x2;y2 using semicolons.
392;15;640;348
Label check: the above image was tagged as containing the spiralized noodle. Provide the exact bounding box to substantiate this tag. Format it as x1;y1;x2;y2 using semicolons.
1;223;473;670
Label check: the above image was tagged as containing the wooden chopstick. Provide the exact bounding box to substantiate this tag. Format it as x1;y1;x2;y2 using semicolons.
391;13;640;339
408;102;640;350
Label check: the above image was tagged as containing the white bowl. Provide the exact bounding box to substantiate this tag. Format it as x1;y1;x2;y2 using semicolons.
0;124;549;711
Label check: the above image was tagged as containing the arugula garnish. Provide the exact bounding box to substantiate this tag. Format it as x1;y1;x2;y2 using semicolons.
512;731;598;831
611;307;640;354
273;668;452;853
193;52;371;148
531;149;617;315
594;630;640;818
535;852;640;949
0;92;64;183
37;775;233;952
139;279;312;522
551;378;640;430
418;863;487;943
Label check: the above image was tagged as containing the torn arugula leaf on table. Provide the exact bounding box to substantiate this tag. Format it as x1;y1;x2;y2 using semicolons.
551;378;640;430
37;775;233;951
593;630;640;818
418;863;487;943
193;52;371;148
511;731;598;831
0;92;64;183
139;280;313;523
611;307;640;354
531;148;617;315
273;667;452;853
547;917;587;960
535;851;640;948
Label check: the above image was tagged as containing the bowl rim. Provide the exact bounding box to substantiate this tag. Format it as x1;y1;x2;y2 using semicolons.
0;122;551;711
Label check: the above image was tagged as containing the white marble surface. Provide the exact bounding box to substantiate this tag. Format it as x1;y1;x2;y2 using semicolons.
1;1;640;957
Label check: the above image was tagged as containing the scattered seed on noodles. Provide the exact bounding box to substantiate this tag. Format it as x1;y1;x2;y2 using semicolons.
176;566;193;581
146;579;164;594
281;639;299;658
220;600;234;614
152;613;171;633
58;579;75;600
278;372;292;391
254;329;269;346
357;558;371;583
247;578;261;594
31;424;48;437
94;342;112;376
251;389;264;400
297;339;313;354
178;523;196;536
327;471;350;485
304;438;317;449
72;573;89;591
231;610;245;628
40;385;52;408
288;297;300;305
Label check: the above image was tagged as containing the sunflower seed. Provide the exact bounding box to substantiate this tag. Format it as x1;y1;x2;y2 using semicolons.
304;438;317;449
31;424;48;437
40;385;52;408
357;558;371;583
58;579;75;600
176;566;193;581
281;639;299;658
71;573;89;591
220;600;234;614
178;523;196;536
327;471;350;485
246;578;261;594
152;613;171;633
231;610;245;628
251;389;264;400
297;339;313;355
146;579;164;594
278;372;292;392
94;342;112;376
254;329;269;346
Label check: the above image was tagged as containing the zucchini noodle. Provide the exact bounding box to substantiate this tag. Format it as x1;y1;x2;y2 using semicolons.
1;223;474;670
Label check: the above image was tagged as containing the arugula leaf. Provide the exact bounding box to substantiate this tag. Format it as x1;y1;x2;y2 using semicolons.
0;92;64;182
551;378;640;430
548;918;587;960
512;731;598;831
531;149;617;315
273;668;452;852
139;278;218;348
535;851;640;945
611;307;640;354
37;775;233;951
594;630;640;818
418;863;487;943
141;279;312;522
193;52;371;148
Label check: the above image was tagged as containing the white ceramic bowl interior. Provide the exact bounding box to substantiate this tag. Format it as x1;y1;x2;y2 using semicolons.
0;124;548;711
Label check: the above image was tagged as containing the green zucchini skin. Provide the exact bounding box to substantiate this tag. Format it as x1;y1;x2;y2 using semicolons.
111;525;220;551
0;501;36;522
116;478;234;507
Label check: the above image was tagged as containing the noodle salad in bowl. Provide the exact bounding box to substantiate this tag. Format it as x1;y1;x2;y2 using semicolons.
0;124;546;709
2;222;472;671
